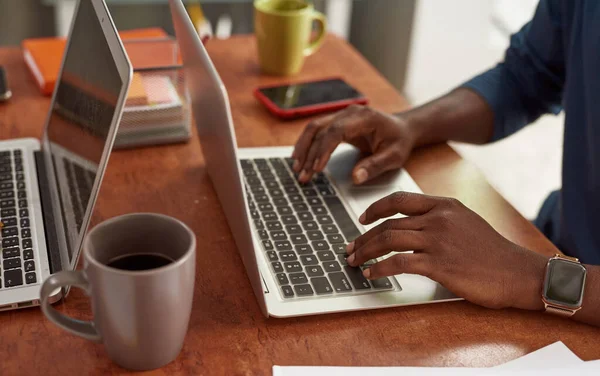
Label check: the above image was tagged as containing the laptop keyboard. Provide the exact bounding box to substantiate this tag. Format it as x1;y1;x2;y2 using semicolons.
242;157;393;299
0;150;37;289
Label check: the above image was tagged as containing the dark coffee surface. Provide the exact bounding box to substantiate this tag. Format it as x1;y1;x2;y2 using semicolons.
107;253;173;271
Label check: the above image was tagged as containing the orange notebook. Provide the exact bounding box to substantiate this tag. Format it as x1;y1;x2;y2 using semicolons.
22;28;169;96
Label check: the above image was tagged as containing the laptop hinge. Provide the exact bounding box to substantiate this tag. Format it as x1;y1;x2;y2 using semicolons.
34;151;62;274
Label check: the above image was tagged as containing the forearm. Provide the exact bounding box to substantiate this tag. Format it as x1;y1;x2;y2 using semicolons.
400;88;495;147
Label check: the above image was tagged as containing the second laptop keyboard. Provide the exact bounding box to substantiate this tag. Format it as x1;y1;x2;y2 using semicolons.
242;157;393;300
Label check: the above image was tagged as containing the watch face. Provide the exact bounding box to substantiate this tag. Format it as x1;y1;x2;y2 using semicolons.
543;259;586;308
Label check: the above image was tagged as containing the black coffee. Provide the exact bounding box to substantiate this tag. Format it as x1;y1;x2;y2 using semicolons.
107;253;173;271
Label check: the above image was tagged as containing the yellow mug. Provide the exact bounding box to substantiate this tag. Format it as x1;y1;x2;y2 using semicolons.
254;0;327;76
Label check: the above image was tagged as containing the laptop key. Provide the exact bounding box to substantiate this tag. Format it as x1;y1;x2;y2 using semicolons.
281;285;294;298
294;284;314;297
329;272;352;292
262;240;274;251
281;215;297;225
275;240;292;251
254;158;268;166
0;191;14;199
318;185;336;197
258;230;269;240
284;261;302;273
2;247;20;259
0;174;11;182
306;197;322;206
288;194;303;203
269;189;284;198
289;272;308;285
332;244;348;254
261;173;276;181
322;224;339;234
266;251;278;262
295;244;313;255
24;261;35;272
4;258;21;270
2;227;18;237
16;182;25;190
311;206;327;215
16;173;24;181
14;164;23;172
312;240;328;251
298;212;313;222
0;199;15;208
338;255;348;265
254;194;269;203
246;177;261;186
300;255;318;266
316;215;333;225
284;186;298;194
17;191;26;199
240;159;253;169
277;206;293;215
307;231;324;241
265;181;279;189
1;208;16;218
302;188;317;197
344;266;372;290
272;197;288;207
2;238;18;248
250;210;260;219
23;249;34;260
266;221;283;231
322;196;362;242
306;265;324;277
276;273;289;285
25;272;37;285
0;182;13;190
270;231;287;241
323;260;342;273
20;218;29;228
250;185;265;194
19;209;28;217
258;203;273;212
272;262;284;273
243;169;257;177
254;219;264;230
292;203;309;212
262;211;277;221
327;234;344;244
4;269;23;287
290;234;307;244
371;277;393;290
279;251;297;262
18;199;27;208
286;224;302;234
13;150;21;156
311;277;334;295
302;221;318;231
0;165;11;174
3;217;16;227
280;178;296;186
317;251;335;261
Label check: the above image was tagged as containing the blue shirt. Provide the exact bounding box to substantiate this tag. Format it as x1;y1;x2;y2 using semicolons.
462;0;600;264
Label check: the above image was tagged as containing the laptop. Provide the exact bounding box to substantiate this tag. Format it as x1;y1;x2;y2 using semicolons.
0;0;131;310
169;0;458;318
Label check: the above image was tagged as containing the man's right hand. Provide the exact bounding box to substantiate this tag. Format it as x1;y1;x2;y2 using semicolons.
291;105;418;184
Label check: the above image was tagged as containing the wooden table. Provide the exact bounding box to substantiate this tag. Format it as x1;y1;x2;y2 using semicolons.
1;35;599;375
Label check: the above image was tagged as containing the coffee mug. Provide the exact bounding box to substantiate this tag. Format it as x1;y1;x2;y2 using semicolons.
40;213;196;371
254;0;327;75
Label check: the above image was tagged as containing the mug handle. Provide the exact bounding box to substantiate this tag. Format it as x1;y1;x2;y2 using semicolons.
304;10;327;56
40;270;102;343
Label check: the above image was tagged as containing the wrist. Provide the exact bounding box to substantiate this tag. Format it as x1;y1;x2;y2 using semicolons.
510;248;547;311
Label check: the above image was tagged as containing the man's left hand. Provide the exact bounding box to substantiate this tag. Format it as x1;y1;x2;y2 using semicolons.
346;192;547;310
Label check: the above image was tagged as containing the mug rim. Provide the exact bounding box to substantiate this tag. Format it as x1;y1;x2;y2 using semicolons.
254;0;313;16
83;213;196;276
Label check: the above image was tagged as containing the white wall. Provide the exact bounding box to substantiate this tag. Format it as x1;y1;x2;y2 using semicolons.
405;0;563;220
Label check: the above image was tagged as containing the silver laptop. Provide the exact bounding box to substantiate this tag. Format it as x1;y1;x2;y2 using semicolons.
169;0;457;318
0;0;131;310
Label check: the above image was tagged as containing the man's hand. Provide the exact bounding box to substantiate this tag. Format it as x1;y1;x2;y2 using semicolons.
346;191;548;311
291;105;417;184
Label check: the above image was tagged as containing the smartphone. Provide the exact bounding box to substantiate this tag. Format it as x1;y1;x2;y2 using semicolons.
254;77;368;119
0;66;11;102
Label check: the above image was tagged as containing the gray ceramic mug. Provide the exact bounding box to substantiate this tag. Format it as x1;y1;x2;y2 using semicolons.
40;213;196;371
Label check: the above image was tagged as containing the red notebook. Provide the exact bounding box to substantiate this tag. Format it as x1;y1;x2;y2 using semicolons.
22;28;170;96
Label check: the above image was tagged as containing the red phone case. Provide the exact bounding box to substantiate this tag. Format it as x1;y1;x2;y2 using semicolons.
253;77;368;119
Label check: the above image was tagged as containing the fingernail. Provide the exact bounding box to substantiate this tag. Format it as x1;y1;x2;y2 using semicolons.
346;242;355;254
363;268;371;279
347;253;355;265
354;168;368;184
299;170;309;181
359;212;366;223
313;158;320;171
292;160;300;172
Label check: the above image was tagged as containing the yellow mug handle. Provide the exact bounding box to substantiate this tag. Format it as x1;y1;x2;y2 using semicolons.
304;10;327;56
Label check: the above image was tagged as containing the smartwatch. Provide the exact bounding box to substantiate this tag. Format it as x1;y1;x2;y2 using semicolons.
542;254;587;317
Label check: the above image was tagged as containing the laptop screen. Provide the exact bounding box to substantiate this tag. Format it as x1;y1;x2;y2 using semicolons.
45;0;123;261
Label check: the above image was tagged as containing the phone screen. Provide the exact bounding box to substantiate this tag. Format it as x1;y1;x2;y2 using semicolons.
258;78;364;109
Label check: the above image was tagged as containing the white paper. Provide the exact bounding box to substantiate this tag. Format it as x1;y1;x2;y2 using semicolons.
273;341;595;376
495;341;582;369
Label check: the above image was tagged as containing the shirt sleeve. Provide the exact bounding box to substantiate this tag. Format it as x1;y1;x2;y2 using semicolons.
461;0;566;141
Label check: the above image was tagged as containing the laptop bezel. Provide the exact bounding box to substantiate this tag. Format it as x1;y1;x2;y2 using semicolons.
39;0;132;277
